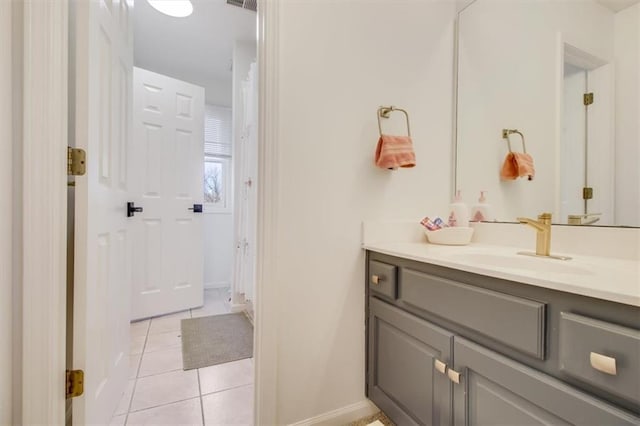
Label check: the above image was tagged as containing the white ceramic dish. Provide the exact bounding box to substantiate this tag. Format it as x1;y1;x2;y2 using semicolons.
424;227;474;246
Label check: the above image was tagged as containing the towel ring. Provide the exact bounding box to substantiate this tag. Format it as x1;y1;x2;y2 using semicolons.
502;129;526;154
378;106;411;137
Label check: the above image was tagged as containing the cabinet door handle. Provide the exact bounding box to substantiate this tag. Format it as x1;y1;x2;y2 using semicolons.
434;359;447;375
590;352;617;376
447;368;461;384
371;275;383;285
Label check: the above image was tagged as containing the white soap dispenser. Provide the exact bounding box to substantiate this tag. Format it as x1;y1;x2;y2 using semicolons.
448;190;469;227
470;190;493;222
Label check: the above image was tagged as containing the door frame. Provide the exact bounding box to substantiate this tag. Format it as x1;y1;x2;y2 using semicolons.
19;0;69;423
20;0;280;424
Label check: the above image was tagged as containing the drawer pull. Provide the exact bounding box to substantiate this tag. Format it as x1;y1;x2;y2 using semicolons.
434;359;447;375
590;352;617;376
447;368;461;384
371;275;383;285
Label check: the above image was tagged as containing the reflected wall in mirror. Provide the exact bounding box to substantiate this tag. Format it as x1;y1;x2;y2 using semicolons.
456;0;639;227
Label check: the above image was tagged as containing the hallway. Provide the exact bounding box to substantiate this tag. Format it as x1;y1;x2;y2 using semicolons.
111;289;254;425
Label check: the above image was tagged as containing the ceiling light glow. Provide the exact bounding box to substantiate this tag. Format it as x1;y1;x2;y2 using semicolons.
147;0;193;18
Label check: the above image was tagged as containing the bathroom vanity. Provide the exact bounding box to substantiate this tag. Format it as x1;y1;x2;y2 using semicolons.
364;247;640;425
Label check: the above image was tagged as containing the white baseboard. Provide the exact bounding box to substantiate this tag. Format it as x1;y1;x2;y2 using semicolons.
204;281;230;290
228;301;247;313
288;399;379;426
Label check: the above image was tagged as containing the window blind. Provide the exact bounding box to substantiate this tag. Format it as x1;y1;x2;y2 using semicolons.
204;104;232;157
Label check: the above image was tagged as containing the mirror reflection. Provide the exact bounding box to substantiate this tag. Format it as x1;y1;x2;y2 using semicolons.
455;0;640;227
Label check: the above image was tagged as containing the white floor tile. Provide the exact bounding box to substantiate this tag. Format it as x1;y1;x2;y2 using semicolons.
145;330;182;353
114;380;135;416
130;335;147;355
130;320;150;338
129;354;142;379
202;384;253;426
130;369;199;412
138;347;184;378
199;359;254;396
149;311;191;335
110;414;126;426
126;397;202;426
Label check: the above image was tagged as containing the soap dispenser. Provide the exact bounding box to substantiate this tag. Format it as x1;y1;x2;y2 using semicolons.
470;191;493;222
448;190;469;227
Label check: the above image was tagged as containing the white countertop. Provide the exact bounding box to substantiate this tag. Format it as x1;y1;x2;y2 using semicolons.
363;241;640;307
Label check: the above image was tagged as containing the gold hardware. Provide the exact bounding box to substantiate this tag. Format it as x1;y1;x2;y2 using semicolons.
517;212;552;257
67;147;86;176
377;106;411;137
447;368;461;384
590;352;617;376
371;275;381;285
66;369;84;399
583;187;593;200
584;93;594;106
502;129;527;154
434;359;447;375
568;213;601;225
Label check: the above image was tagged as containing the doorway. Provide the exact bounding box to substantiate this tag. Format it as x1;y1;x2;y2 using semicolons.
68;0;259;424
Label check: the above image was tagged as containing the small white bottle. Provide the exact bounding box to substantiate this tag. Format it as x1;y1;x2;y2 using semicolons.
470;191;493;222
448;190;469;227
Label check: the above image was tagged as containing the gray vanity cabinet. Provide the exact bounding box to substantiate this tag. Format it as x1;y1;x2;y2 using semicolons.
368;298;453;426
453;337;639;426
365;251;640;426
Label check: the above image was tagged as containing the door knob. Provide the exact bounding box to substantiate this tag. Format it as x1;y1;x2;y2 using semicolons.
188;204;203;213
127;202;143;217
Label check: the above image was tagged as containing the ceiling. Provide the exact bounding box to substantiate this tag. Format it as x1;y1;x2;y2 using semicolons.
595;0;640;12
134;0;256;106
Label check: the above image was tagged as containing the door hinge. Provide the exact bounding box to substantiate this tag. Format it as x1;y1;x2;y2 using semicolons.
583;92;594;106
66;369;84;399
583;187;594;200
67;147;86;176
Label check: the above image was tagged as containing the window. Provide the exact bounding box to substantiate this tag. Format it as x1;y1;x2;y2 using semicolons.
204;105;232;212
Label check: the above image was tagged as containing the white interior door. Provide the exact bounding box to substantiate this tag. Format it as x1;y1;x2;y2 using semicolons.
586;64;614;224
131;67;205;320
71;0;133;423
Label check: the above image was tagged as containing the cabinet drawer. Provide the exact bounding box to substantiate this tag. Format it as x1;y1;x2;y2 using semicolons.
369;261;397;299
559;312;640;406
401;268;546;359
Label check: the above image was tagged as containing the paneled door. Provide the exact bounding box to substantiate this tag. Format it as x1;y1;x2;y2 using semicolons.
130;67;205;320
71;0;133;423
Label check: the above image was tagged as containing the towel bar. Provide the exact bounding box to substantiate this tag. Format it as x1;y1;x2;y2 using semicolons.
378;106;411;137
502;128;527;153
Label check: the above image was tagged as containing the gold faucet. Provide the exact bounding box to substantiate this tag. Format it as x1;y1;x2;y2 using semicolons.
517;212;552;256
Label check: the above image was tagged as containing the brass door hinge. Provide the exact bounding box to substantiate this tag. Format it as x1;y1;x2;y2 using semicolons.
67;147;86;176
583;187;594;200
66;369;84;399
584;93;594;106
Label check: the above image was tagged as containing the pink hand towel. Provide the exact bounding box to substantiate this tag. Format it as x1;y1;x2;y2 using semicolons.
500;152;535;180
375;135;416;169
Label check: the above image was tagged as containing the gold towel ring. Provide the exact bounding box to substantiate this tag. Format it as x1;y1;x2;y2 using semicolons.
378;106;411;137
502;129;526;154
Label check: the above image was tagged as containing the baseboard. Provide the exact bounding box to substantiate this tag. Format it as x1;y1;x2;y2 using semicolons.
288;399;379;426
204;281;230;290
228;301;247;313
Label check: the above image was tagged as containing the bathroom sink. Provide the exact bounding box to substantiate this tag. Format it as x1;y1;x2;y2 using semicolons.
448;252;593;275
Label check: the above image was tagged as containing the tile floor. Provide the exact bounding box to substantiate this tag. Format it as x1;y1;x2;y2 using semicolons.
111;288;254;426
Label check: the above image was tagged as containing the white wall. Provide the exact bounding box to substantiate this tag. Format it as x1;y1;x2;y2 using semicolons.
456;0;614;221
271;1;456;423
203;212;234;288
1;1;13;423
614;4;640;227
11;2;23;422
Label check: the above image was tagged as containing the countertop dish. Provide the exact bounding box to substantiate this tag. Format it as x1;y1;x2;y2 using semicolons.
363;241;640;307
